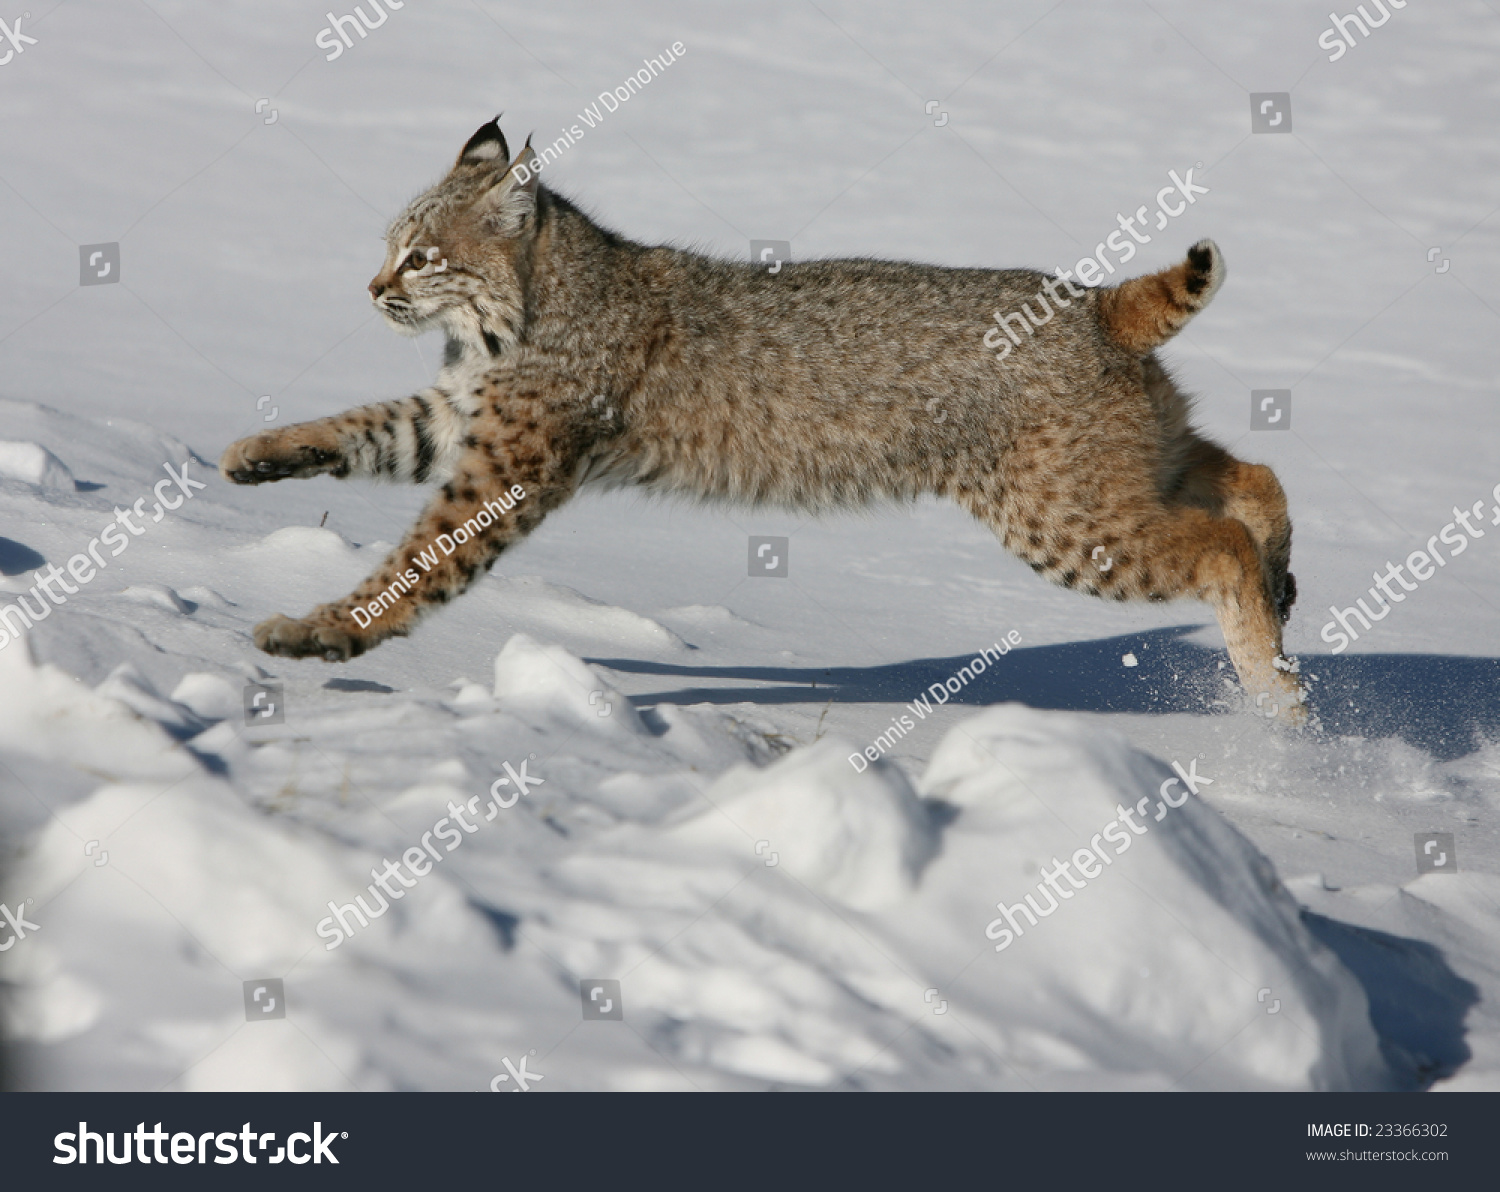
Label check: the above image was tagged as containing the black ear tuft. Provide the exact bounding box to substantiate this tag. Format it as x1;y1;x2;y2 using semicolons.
456;116;509;168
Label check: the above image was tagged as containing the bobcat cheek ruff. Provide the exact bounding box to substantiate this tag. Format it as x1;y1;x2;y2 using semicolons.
220;118;1304;722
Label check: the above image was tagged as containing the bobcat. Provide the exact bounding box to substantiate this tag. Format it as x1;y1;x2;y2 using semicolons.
221;118;1305;722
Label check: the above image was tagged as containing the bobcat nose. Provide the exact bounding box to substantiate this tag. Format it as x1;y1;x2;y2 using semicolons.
369;280;387;299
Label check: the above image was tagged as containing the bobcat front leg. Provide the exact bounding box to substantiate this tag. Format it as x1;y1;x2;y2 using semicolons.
220;391;464;485
252;432;580;660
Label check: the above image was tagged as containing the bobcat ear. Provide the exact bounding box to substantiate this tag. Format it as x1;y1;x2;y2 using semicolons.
456;116;509;169
477;138;539;233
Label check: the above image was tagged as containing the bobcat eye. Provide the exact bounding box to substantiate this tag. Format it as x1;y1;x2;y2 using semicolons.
402;252;428;274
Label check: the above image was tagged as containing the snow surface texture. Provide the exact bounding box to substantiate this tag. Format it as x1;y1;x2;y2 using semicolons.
0;1;1497;1091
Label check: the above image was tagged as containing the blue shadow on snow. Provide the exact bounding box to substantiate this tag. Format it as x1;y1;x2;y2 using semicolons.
590;624;1500;761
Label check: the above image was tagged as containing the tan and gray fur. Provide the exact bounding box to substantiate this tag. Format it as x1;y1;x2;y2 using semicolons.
221;119;1305;721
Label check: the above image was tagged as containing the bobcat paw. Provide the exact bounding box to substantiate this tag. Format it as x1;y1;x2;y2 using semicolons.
253;614;368;661
220;432;343;485
1253;679;1309;728
1272;698;1309;728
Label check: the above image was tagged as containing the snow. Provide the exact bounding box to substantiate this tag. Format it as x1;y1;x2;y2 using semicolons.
0;441;75;491
1;0;1498;1092
491;632;651;737
672;737;939;912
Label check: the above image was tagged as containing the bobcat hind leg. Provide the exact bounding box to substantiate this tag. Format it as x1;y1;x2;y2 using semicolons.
1170;437;1296;625
1109;503;1304;722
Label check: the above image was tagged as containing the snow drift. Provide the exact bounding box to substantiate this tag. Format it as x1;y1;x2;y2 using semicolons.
1;628;1391;1089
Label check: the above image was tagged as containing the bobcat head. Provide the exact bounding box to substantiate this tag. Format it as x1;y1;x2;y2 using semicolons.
368;118;538;355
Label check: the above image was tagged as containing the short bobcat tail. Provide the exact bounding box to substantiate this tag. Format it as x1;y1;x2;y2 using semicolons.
1095;239;1224;356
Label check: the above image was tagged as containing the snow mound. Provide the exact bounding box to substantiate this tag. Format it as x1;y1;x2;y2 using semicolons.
659;604;766;630
508;706;1387;1089
3;776;411;1092
491;633;646;735
673;738;939;911
0;635;195;781
494;575;690;652
16;781;350;977
1401;870;1500;933
236;525;358;561
177;586;234;608
0;400;196;490
1;961;104;1046
121;583;193;614
911;705;1390;1090
170;673;241;722
94;664;207;738
0;440;76;490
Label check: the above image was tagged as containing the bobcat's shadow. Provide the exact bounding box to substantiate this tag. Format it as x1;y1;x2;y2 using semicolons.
592;625;1500;761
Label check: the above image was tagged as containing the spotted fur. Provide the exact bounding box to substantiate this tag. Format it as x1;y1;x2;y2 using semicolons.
220;119;1303;721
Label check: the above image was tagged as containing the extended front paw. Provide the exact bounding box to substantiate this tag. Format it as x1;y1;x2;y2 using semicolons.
253;613;370;661
220;431;344;485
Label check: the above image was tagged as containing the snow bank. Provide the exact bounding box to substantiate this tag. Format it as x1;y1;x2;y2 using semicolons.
511;704;1391;1090
494;575;690;653
673;739;938;911
907;706;1391;1090
1;615;1392;1090
235;525;360;564
0;773;401;1090
120;583;193;615
492;632;647;735
0;440;75;490
0;634;195;782
169;673;242;723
